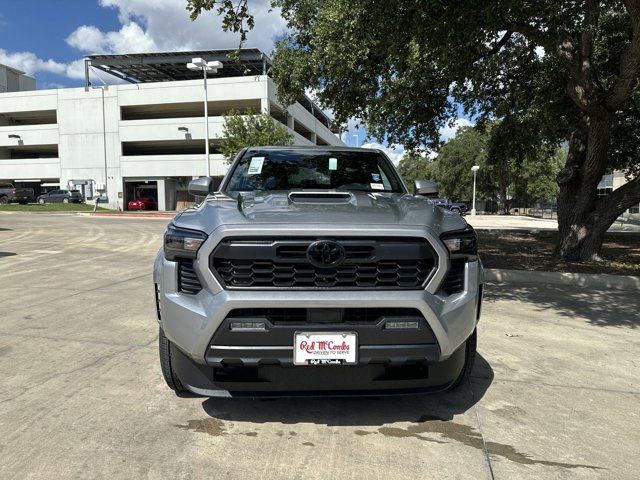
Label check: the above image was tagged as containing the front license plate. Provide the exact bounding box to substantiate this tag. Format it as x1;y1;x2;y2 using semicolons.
293;332;357;365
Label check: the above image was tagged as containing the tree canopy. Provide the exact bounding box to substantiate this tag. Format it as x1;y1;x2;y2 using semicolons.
187;0;640;260
219;110;293;163
398;125;562;208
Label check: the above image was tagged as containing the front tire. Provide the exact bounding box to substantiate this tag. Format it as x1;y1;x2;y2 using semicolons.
159;328;188;395
445;329;477;391
451;207;461;215
63;198;69;204
0;196;8;205
38;198;45;204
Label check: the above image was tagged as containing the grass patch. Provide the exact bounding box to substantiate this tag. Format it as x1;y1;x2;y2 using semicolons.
478;230;640;276
0;203;111;212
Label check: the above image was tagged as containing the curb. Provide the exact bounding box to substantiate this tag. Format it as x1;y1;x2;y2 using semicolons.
87;212;175;219
484;268;640;291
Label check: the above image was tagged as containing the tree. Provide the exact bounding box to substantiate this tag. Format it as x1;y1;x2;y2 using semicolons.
512;150;565;206
219;109;293;163
431;126;491;200
396;154;436;190
187;0;640;260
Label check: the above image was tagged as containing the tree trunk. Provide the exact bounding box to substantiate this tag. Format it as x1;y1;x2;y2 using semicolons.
556;111;608;261
555;111;639;261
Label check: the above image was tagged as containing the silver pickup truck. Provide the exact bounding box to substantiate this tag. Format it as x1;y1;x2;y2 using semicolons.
154;146;483;396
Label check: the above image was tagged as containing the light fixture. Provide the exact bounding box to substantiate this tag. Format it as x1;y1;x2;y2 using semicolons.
471;165;480;216
178;127;189;133
385;321;419;330
8;134;20;139
186;58;224;178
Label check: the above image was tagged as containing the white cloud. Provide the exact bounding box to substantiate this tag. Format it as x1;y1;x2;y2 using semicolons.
1;0;287;86
0;48;88;82
439;118;473;142
67;0;286;55
0;48;66;76
361;142;405;165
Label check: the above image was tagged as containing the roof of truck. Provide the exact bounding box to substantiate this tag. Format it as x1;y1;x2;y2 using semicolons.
246;146;381;153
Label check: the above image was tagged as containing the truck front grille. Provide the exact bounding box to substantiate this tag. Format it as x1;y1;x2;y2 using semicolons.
211;237;437;290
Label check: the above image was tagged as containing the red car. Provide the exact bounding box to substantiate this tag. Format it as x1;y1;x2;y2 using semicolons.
127;197;158;211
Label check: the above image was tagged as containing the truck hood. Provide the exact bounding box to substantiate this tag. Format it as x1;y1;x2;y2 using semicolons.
172;191;467;236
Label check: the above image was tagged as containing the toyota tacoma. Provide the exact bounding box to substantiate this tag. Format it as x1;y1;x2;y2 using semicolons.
154;146;483;396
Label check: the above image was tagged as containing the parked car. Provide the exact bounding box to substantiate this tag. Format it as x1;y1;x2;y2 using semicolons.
0;183;35;205
154;146;483;397
128;197;158;211
431;198;469;215
36;189;84;204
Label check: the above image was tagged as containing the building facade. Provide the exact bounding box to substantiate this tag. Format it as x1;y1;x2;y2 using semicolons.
0;50;343;210
0;64;35;93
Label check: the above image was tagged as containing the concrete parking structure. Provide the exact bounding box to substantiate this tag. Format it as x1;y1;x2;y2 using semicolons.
0;49;343;211
0;213;638;479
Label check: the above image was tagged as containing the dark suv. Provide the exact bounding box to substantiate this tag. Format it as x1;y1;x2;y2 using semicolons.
154;146;483;396
37;189;84;204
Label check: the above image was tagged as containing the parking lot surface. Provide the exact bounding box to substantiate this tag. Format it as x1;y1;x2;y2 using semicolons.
0;213;638;479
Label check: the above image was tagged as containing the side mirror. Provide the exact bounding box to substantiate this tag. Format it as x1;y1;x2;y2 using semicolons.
187;177;222;197
414;179;439;197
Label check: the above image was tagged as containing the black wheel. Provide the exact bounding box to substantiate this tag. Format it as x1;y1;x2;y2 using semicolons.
159;328;188;394
451;207;461;214
38;198;45;204
0;196;8;205
445;329;477;391
63;198;69;204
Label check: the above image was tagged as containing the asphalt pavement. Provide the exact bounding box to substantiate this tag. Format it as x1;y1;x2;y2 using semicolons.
0;213;638;479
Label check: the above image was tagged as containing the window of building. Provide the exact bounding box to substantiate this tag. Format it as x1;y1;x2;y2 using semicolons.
597;173;613;197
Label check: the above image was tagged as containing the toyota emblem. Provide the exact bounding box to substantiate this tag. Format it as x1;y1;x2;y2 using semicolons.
306;240;346;268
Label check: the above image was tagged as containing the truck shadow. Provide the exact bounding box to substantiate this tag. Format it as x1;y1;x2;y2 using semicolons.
199;354;493;426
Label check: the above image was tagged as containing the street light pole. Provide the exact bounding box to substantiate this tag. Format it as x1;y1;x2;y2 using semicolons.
471;165;480;216
203;65;210;177
187;58;223;177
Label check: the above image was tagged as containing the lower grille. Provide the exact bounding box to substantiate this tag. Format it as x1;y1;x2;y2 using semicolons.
178;260;202;294
211;237;437;290
441;259;466;294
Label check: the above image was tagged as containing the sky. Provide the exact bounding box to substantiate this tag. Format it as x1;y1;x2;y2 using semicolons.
0;0;471;159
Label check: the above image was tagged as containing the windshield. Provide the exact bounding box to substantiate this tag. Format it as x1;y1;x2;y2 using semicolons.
224;149;405;195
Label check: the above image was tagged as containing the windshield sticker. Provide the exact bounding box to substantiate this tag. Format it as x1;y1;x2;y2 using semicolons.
247;157;265;175
371;173;381;182
370;183;384;190
329;157;338;170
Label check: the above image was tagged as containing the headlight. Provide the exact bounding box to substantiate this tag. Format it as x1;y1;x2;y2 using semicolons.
440;226;477;259
164;224;208;261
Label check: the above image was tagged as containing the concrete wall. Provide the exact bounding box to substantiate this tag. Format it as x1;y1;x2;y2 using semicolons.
0;65;36;93
0;74;344;209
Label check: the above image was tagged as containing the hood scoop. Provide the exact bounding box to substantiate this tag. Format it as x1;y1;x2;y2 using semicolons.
288;191;353;204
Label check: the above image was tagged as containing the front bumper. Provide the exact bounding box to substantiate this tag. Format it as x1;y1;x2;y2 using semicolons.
154;241;483;395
